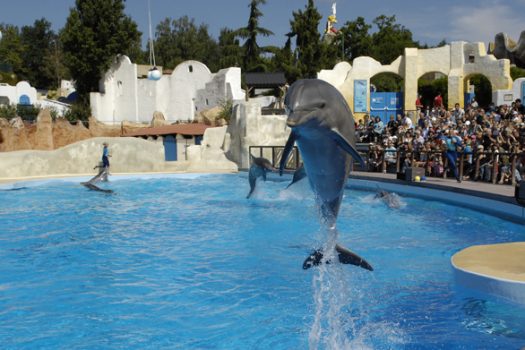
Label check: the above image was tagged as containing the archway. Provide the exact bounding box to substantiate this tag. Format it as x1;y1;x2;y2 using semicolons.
417;72;448;111
370;72;404;123
463;74;492;109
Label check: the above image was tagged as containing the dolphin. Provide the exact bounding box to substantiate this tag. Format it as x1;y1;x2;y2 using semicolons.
280;79;373;271
81;164;112;193
246;155;275;199
375;190;402;209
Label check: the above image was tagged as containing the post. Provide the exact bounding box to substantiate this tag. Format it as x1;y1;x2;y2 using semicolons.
491;153;497;184
459;152;464;180
511;153;517;186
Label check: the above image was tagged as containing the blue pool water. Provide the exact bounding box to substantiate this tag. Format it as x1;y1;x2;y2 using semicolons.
0;174;524;349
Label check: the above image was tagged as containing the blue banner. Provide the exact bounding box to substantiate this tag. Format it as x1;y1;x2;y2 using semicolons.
354;80;368;113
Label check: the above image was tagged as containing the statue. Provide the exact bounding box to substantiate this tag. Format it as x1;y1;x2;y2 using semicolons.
325;2;338;35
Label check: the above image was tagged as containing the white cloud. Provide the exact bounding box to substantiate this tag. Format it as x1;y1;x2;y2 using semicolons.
447;2;524;45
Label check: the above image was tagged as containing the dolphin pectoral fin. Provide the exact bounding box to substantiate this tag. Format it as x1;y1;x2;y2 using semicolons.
279;132;296;176
331;129;365;167
335;244;373;271
286;163;307;189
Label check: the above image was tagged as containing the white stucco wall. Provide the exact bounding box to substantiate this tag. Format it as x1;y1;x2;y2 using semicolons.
90;57;244;124
227;101;290;169
319;41;513;120
0;137;165;179
493;77;525;105
186;126;238;172
0;81;38;105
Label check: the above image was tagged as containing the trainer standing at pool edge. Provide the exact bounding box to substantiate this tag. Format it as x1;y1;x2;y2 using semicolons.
102;142;111;170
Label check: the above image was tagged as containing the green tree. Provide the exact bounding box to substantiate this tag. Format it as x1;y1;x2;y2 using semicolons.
339;16;372;62
289;0;324;78
155;16;218;71
271;33;301;82
511;66;525;80
60;0;141;105
0;24;23;77
218;28;242;69
371;15;418;65
18;19;58;89
235;0;274;72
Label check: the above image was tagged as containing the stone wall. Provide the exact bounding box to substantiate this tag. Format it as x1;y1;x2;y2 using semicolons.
227;101;290;169
0;137;166;179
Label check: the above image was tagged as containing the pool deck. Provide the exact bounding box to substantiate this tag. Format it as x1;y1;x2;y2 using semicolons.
349;171;525;304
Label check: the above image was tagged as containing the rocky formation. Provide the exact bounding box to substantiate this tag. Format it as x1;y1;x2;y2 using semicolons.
151;111;169;127
490;31;525;68
0;110;155;152
197;106;225;126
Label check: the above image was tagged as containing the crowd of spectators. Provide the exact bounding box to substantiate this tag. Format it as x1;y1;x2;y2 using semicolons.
356;97;525;184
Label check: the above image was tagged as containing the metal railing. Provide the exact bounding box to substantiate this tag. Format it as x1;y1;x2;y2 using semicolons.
366;148;524;186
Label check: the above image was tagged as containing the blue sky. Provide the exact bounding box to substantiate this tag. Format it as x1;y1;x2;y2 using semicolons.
1;0;524;50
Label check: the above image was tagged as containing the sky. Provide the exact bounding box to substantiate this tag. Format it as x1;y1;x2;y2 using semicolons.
1;0;524;50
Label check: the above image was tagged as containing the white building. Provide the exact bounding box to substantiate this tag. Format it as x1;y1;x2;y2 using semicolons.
90;55;245;125
492;77;525;105
0;81;38;106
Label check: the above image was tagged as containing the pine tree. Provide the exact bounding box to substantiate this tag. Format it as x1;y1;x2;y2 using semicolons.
235;0;274;72
289;0;323;78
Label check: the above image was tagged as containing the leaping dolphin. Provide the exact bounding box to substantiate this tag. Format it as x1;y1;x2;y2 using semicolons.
246;156;275;199
81;164;113;193
280;79;373;271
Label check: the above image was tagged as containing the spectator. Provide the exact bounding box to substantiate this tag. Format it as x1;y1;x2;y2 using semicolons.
434;92;443;109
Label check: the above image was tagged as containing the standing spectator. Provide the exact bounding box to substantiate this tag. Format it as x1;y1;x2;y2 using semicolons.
445;130;462;182
416;94;424;111
434;92;444;109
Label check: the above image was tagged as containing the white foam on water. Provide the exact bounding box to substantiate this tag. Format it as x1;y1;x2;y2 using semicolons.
307;227;406;349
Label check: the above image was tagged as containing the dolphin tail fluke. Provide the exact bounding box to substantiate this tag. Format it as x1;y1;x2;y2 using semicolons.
302;244;373;271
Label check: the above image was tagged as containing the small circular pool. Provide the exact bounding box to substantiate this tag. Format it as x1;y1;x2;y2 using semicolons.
0;174;524;349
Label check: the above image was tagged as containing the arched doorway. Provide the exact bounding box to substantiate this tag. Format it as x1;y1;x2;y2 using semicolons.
19;94;31;105
370;72;404;123
464;74;492;108
418;72;448;111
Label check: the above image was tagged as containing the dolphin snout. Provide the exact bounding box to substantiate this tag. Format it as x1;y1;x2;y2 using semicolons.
286;112;302;127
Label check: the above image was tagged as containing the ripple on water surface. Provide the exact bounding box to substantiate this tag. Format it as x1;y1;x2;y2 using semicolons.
0;174;524;349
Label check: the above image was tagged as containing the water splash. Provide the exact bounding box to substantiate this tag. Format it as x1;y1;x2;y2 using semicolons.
307;227;406;349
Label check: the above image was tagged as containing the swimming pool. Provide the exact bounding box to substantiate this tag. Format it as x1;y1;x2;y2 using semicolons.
1;174;524;349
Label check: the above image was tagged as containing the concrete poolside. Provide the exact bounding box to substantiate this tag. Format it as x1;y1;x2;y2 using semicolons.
349;170;525;304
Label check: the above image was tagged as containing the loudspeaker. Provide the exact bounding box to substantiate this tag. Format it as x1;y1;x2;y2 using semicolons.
404;167;425;181
515;181;525;205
